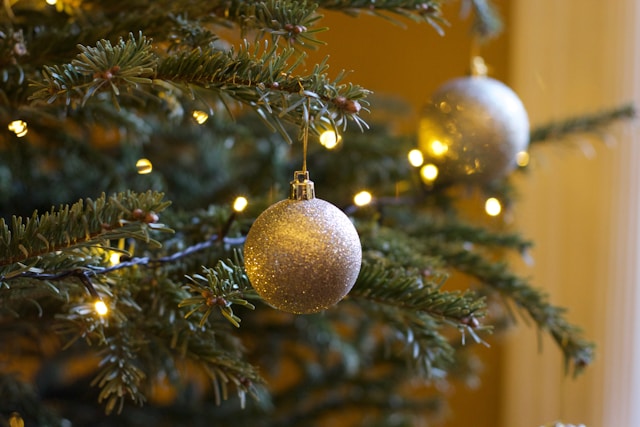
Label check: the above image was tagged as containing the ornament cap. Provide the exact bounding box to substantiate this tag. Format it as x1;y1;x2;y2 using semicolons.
289;171;315;200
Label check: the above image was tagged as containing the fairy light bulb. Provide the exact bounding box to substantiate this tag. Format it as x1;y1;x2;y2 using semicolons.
420;164;439;182
8;120;28;137
192;110;209;124
408;149;424;167
319;130;341;149
428;139;448;157
136;158;153;174
109;252;121;265
233;196;248;212
45;0;57;5
94;300;109;316
516;150;530;167
485;197;502;216
353;190;372;207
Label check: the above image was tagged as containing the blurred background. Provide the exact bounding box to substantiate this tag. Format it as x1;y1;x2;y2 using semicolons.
305;1;640;426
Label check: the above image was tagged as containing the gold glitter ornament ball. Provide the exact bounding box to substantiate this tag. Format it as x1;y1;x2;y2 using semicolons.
244;177;362;314
418;75;529;185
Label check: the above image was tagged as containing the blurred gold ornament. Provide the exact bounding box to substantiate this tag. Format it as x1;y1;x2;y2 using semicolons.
9;412;24;427
418;75;529;185
244;171;362;314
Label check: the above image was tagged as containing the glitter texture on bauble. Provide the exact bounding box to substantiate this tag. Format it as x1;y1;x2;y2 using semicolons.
243;171;362;314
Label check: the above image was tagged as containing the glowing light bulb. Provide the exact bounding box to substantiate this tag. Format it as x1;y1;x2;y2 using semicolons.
516;150;530;167
136;158;153;174
420;164;439;182
233;196;248;212
192;110;209;124
407;149;424;167
353;190;372;207
45;0;57;5
429;140;448;157
94;300;109;316
8;120;28;137
319;130;341;149
485;197;502;217
109;252;121;265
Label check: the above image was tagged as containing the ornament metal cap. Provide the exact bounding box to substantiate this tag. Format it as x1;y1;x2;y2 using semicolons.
289;171;315;200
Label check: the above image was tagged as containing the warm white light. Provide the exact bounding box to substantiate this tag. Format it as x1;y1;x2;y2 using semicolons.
420;164;439;182
407;149;424;167
8;120;28;137
233;196;248;212
485;197;502;216
353;190;373;207
192;110;209;124
136;158;153;174
109;252;121;265
429;139;448;157
319;130;341;149
516;150;530;167
94;300;109;316
46;0;57;5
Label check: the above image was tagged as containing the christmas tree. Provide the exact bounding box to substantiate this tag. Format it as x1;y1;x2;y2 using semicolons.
0;1;633;426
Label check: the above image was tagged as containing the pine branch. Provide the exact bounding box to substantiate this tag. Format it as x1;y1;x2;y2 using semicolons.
464;0;503;40
29;33;370;142
319;0;446;31
180;258;256;328
91;328;148;414
430;243;594;376
29;32;156;110
371;219;594;375
224;0;328;48
156;40;370;137
405;216;533;254
529;104;636;145
351;259;486;333
170;330;263;408
0;190;171;270
347;227;490;377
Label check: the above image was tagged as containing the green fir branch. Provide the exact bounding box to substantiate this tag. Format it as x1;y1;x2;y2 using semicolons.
156;40;370;137
0;190;171;269
149;311;264;408
529;104;636;145
408;216;533;254
180;258;256;328
319;0;446;31
29;33;370;142
91;328;148;414
349;257;488;376
226;0;328;48
366;220;593;375
29;32;156;109
351;259;486;330
465;0;503;40
431;244;595;376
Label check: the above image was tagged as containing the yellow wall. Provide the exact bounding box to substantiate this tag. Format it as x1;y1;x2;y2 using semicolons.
304;3;510;131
